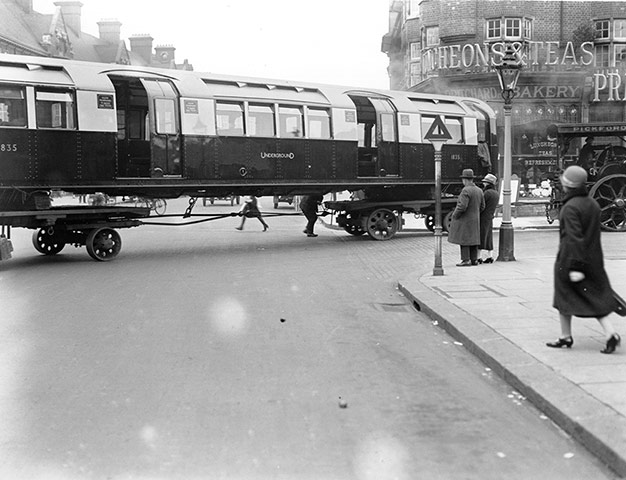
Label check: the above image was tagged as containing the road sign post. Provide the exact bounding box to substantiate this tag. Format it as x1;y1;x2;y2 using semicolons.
424;116;452;277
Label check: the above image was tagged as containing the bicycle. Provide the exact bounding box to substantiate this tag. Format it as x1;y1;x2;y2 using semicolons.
133;197;167;215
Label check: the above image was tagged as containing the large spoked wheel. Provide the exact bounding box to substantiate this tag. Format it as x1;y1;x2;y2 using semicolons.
32;228;66;255
86;228;122;261
589;174;626;232
366;209;398;240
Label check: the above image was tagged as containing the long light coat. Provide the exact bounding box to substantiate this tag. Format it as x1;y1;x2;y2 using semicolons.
553;187;614;317
447;182;485;246
480;185;499;250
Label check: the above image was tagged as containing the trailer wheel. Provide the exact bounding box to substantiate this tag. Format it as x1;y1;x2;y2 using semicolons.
366;208;398;240
32;228;66;255
86;228;122;261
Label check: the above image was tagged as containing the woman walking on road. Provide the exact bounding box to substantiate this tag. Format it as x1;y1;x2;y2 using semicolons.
547;166;621;354
235;196;269;231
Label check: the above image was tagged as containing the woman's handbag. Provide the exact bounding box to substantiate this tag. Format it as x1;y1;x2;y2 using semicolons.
613;290;626;317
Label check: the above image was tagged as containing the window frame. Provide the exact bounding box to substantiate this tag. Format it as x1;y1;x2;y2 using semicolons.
35;88;76;130
215;100;245;136
0;84;27;128
486;17;532;41
305;107;331;139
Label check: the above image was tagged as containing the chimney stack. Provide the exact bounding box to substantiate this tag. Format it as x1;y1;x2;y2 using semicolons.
129;34;154;64
54;1;83;35
98;19;122;44
155;45;176;66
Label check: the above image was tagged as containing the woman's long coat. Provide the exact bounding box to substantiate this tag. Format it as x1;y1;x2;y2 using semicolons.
480;185;499;250
447;182;484;246
553;187;614;317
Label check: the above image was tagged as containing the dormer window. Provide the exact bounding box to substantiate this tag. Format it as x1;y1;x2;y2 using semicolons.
486;17;532;41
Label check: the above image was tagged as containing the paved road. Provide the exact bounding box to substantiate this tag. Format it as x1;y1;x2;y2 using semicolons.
0;197;617;479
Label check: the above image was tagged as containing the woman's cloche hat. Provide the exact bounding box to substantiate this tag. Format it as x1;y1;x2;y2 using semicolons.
482;173;497;185
460;168;475;179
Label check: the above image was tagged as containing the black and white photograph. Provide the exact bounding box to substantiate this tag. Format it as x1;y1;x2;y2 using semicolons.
1;0;625;478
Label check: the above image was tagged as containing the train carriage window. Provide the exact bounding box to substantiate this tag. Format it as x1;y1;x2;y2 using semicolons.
35;89;75;129
0;85;26;127
307;107;331;139
248;104;275;137
380;113;396;142
421;115;464;143
216;101;244;135
279;106;303;137
154;98;177;134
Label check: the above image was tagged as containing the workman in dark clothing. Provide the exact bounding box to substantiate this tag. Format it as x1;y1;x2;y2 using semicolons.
300;195;323;237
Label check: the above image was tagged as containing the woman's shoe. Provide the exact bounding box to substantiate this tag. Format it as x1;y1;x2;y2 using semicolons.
601;334;621;354
483;258;494;264
546;336;574;348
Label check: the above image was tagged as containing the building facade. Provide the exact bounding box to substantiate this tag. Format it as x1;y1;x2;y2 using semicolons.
382;0;626;193
0;0;192;69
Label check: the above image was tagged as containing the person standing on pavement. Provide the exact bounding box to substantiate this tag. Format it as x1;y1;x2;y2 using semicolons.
478;173;499;264
235;195;269;231
447;169;485;266
547;165;621;354
300;194;323;237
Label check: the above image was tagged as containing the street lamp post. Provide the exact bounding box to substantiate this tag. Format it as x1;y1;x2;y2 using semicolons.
494;46;522;262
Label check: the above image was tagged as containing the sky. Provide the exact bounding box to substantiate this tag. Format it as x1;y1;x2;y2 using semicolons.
32;0;391;89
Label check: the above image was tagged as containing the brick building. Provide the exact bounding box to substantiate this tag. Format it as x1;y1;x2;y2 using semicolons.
0;0;192;69
382;0;626;192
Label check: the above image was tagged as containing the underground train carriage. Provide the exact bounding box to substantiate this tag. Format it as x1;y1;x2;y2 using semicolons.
0;53;498;261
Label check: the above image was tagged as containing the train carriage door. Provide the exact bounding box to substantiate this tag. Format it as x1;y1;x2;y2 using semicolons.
348;94;399;177
141;79;182;177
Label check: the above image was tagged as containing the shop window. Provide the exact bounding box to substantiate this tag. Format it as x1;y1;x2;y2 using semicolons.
279;106;303;137
307;108;330;139
0;85;26;127
590;102;624;122
216;101;244;135
248;104;275;137
35;89;75;129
